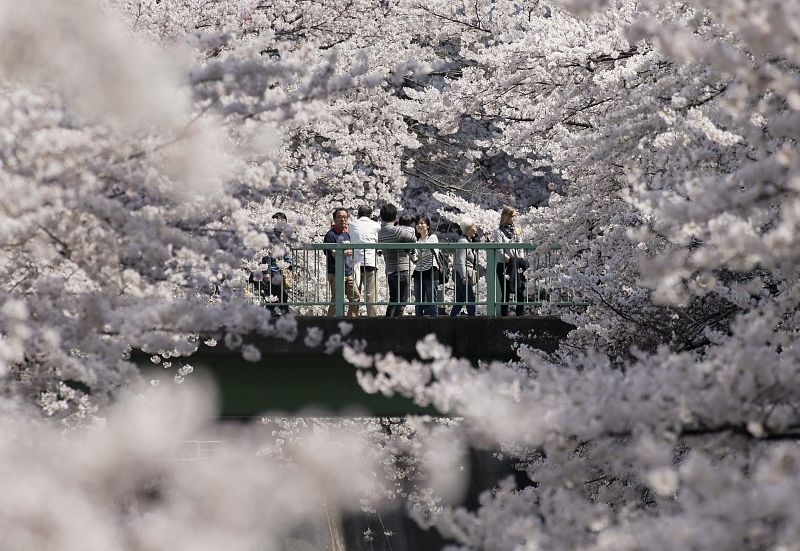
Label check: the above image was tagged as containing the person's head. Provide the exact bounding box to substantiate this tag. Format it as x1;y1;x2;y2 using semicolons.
460;218;478;239
415;214;431;239
357;205;373;219
272;212;288;236
380;204;398;223
398;214;413;227
500;206;517;225
332;207;348;230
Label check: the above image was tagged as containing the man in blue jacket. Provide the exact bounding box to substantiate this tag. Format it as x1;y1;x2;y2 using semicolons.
323;207;360;317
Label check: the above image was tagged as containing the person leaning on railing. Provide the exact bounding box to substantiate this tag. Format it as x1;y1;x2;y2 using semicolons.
412;214;439;317
493;205;528;317
450;218;479;317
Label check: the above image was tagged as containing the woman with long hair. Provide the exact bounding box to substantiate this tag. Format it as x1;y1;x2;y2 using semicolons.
412;215;439;316
493;206;527;316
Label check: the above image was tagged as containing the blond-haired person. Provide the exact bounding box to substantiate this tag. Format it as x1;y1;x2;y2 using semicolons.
493;206;526;316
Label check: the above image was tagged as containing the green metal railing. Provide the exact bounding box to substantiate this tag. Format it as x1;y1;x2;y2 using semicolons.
246;242;578;316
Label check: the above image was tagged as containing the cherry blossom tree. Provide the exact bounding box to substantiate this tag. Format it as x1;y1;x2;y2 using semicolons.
1;0;799;549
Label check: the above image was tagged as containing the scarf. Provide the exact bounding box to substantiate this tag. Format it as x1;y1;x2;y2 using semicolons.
499;223;516;240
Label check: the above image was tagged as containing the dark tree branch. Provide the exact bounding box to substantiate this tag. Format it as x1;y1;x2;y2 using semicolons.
413;4;492;34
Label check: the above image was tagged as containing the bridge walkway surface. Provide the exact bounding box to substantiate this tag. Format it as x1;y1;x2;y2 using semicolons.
142;316;573;416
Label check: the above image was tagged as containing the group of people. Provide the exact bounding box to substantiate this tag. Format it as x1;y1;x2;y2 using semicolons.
250;204;528;317
323;203;528;318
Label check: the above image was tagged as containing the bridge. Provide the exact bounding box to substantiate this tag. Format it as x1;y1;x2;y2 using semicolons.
140;244;577;550
143;242;578;416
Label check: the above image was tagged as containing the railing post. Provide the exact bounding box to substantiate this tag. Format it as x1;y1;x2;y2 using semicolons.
334;248;345;316
486;247;497;317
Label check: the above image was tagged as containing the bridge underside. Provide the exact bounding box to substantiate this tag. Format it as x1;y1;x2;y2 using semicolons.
142;316;573;416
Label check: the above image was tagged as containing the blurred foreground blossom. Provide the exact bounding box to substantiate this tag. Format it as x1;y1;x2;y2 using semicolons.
0;382;385;551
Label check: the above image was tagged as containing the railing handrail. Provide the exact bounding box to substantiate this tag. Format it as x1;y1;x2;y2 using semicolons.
248;242;571;316
301;242;560;251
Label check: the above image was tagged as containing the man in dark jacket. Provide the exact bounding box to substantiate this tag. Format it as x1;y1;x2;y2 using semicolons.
323;207;360;316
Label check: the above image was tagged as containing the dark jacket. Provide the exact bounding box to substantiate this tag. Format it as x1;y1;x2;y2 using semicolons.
324;228;353;275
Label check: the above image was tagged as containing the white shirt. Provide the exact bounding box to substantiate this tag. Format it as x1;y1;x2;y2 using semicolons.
348;216;381;267
414;234;439;271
